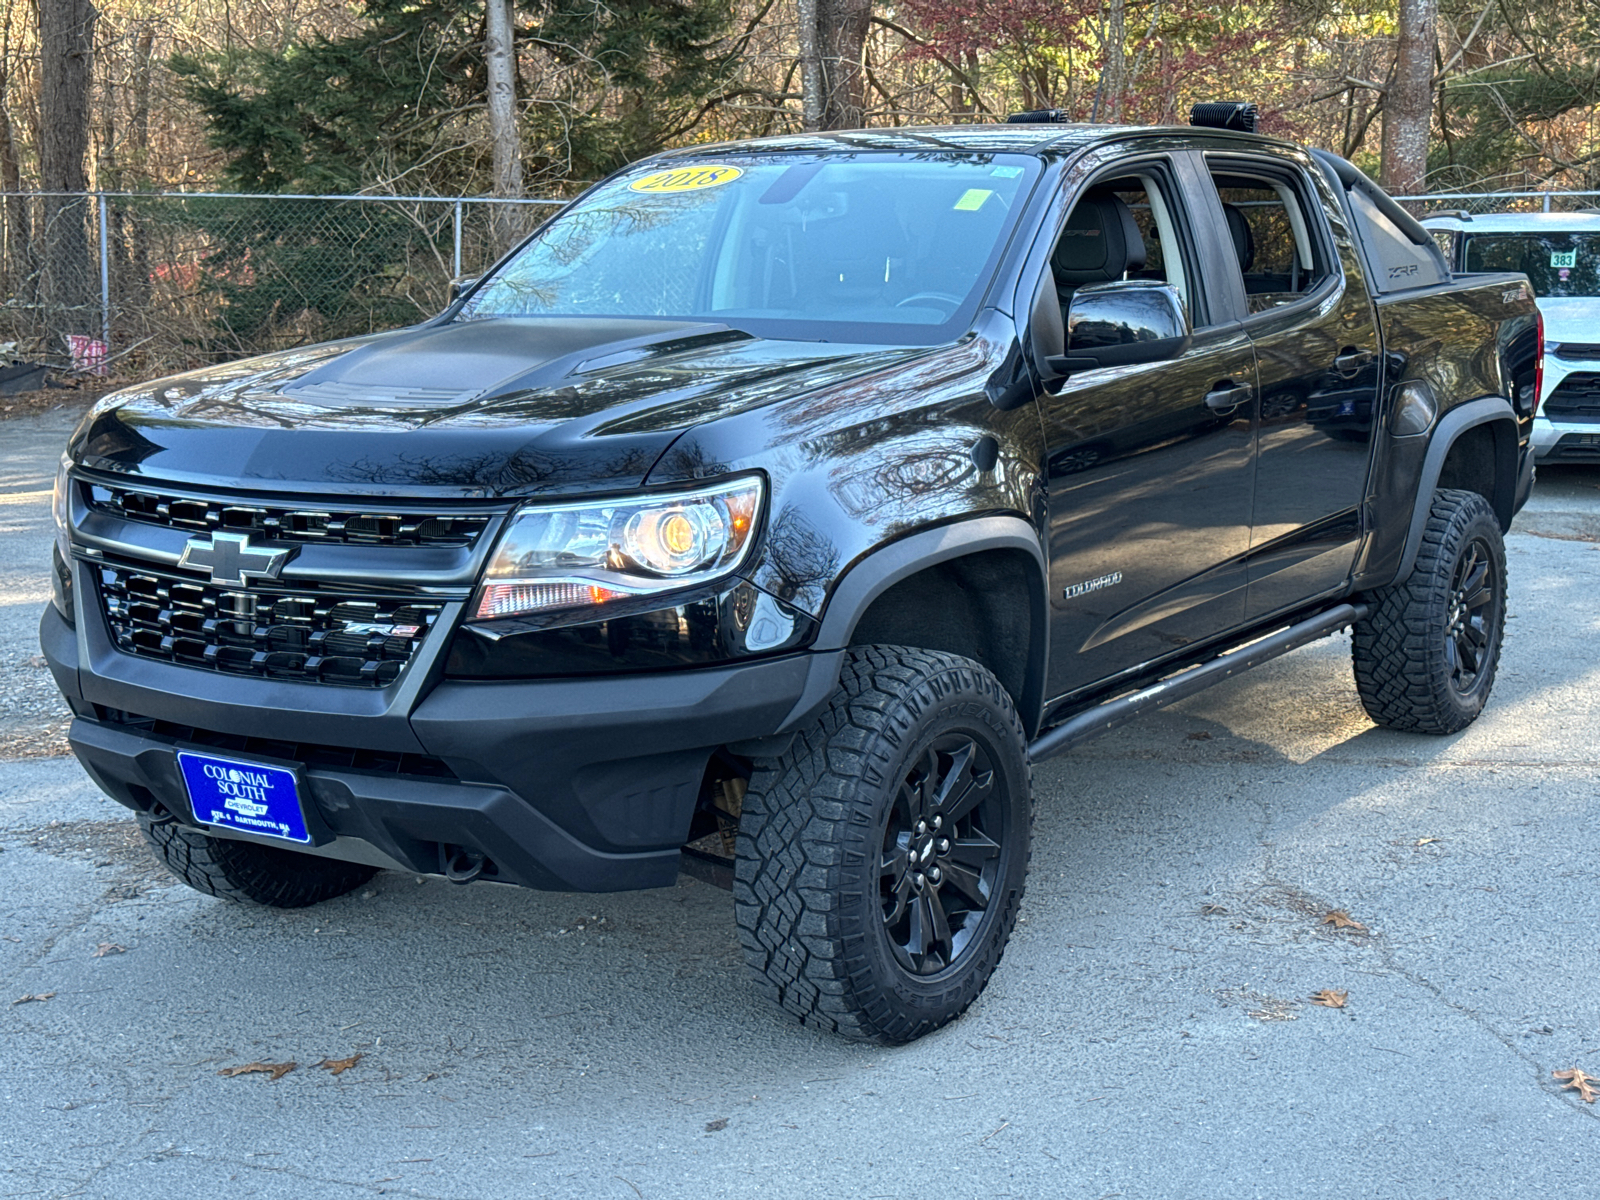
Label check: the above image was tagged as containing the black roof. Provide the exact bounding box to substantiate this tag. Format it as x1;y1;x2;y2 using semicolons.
656;123;1302;160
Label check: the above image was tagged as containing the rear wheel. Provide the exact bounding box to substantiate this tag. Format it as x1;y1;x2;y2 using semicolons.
140;817;376;907
733;646;1031;1043
1352;488;1507;734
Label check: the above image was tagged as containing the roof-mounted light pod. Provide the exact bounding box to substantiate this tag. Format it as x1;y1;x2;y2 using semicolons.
1190;102;1259;133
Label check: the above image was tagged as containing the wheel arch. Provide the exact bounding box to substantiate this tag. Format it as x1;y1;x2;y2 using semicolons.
1394;396;1519;582
812;516;1050;737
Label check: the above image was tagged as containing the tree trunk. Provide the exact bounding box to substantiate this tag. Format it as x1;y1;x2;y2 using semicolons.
1382;0;1436;195
1103;0;1127;122
0;37;36;306
484;0;523;254
796;0;824;132
39;0;98;337
127;25;153;312
817;0;870;129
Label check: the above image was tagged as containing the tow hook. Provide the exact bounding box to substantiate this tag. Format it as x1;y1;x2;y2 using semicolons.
443;846;489;884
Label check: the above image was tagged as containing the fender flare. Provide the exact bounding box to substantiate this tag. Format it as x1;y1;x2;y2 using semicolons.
810;515;1051;734
1394;396;1519;582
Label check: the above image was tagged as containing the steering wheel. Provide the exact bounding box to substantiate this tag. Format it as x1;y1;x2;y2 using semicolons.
894;291;963;315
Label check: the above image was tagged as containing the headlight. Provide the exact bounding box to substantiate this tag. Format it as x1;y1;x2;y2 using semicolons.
51;453;74;623
51;453;71;565
474;476;764;620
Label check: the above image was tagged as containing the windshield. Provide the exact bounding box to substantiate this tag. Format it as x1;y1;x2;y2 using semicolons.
460;153;1040;343
1461;232;1600;298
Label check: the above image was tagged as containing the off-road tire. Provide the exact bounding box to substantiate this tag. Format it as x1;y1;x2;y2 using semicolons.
733;646;1031;1043
1352;488;1507;734
140;817;377;907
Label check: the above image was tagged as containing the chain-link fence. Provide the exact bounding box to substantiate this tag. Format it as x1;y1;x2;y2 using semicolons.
1392;190;1600;217
0;192;562;376
4;185;1599;380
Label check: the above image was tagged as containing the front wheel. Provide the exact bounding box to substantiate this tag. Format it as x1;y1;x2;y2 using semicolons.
1352;488;1508;734
733;647;1031;1043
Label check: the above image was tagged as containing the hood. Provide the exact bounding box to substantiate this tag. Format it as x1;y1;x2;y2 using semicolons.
72;317;927;498
1535;296;1600;343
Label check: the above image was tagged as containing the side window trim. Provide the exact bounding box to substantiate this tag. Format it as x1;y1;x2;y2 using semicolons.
1173;150;1248;325
1012;147;1214;331
1200;151;1343;329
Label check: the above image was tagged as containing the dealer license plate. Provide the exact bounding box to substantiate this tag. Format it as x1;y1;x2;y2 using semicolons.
177;751;312;845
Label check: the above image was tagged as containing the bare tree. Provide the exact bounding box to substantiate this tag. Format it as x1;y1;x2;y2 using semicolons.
38;0;98;337
484;0;523;254
818;0;871;129
797;0;870;130
1100;0;1128;121
1381;0;1437;194
797;0;824;130
0;5;36;304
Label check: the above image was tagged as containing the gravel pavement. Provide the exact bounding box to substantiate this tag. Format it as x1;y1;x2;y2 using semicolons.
0;405;84;758
2;407;1597;1198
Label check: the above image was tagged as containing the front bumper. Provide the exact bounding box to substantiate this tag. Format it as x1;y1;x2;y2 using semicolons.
42;600;841;892
1531;414;1600;463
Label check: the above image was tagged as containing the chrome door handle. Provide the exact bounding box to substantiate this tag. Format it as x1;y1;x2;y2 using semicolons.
1203;382;1252;412
1333;348;1375;373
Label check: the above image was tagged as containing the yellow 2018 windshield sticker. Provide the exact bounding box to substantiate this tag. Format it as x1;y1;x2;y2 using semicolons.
954;188;993;211
629;165;743;194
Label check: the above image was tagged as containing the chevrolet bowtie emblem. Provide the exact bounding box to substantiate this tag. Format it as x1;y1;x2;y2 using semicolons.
177;532;294;587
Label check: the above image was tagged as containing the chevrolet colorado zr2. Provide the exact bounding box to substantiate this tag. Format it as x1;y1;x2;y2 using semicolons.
42;105;1541;1042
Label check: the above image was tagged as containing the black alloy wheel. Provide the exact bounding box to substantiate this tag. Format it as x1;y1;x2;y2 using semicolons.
734;646;1031;1043
879;736;1007;978
1352;488;1508;734
1444;534;1499;699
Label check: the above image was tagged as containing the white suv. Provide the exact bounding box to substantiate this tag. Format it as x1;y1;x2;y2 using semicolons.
1425;210;1600;464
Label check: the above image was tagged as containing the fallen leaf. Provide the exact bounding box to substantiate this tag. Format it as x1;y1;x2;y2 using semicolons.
1554;1068;1598;1104
318;1053;363;1076
1199;903;1229;916
1185;731;1212;741
93;943;125;957
1321;909;1367;932
12;992;55;1005
3;935;20;943
1415;837;1440;846
1310;989;1348;1008
218;1061;296;1082
704;1117;728;1132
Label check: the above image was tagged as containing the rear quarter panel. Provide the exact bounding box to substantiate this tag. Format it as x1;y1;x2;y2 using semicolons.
1353;274;1538;586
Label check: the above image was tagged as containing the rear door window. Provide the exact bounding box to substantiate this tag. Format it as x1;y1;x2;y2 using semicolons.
1207;173;1331;314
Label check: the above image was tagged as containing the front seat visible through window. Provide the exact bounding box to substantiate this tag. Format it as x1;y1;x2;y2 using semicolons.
1222;203;1255;273
1052;188;1145;316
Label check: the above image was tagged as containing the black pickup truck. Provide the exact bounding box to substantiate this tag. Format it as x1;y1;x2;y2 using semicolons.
41;106;1540;1043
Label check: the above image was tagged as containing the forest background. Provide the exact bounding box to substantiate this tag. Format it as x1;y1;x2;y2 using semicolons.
6;0;1600;369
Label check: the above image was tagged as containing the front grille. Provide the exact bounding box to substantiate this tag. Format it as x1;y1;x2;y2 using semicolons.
1544;372;1600;419
94;708;457;779
87;483;490;548
97;565;444;688
1553;343;1600;360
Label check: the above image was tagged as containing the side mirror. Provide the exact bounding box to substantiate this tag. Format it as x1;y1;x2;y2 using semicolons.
1047;281;1192;376
449;275;481;303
